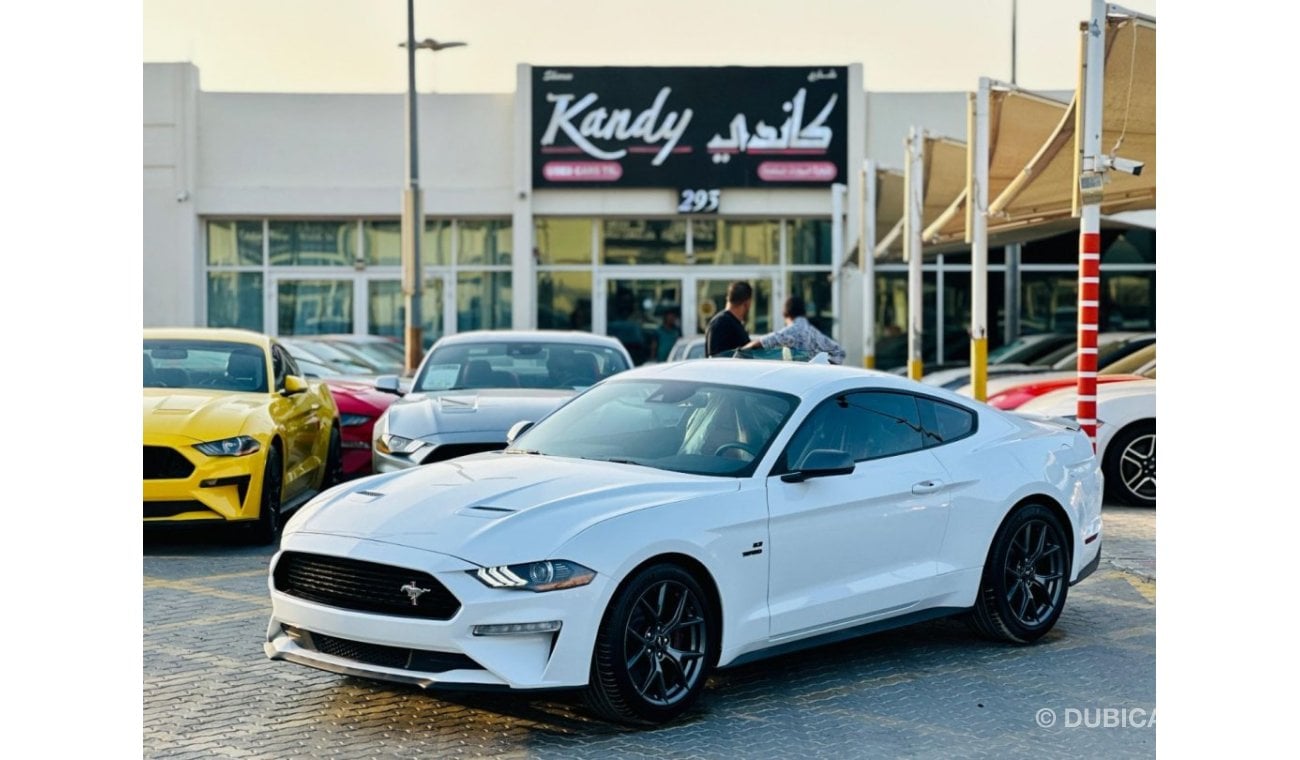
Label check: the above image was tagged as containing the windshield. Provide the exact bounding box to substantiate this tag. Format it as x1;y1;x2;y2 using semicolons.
144;339;268;393
509;379;799;477
414;341;631;392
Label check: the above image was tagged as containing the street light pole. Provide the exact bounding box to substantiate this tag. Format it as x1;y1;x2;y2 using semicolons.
397;8;467;374
401;0;423;375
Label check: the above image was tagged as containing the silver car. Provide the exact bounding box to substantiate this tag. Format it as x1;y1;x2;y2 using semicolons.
371;331;633;472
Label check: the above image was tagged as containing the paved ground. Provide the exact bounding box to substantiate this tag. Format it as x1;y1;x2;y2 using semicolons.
144;504;1155;759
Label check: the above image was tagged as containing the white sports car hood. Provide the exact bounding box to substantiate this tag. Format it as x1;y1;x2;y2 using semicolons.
385;389;576;439
285;453;740;566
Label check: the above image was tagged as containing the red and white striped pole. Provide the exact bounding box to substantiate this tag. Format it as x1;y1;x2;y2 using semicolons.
1077;0;1106;450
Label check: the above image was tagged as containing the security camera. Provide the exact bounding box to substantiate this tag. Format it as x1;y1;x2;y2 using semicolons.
1104;156;1144;177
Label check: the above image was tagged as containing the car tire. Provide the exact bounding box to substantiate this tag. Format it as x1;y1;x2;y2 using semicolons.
968;504;1070;645
585;564;715;725
323;425;343;488
1103;421;1156;507
249;445;284;546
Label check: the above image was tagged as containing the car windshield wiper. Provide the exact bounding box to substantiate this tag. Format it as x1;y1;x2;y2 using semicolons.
601;457;645;467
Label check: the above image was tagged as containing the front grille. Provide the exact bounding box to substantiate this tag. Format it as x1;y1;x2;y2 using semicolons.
304;630;480;673
273;551;461;620
144;446;195;480
422;442;505;464
144;500;210;518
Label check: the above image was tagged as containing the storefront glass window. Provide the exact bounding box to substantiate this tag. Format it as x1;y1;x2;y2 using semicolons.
941;271;1007;363
535;218;593;264
458;219;512;266
790;220;832;265
269;221;357;267
207;272;263;331
207;221;263;266
457;272;512;331
276;279;354;334
606;279;682;365
694;220;782;266
1101;272;1155;331
537;271;593;331
365;220;451;267
601;220;687;265
873;271;937;371
1020;271;1078;334
367;279;444;349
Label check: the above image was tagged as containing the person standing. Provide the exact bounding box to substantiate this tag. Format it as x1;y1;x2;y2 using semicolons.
653;308;682;363
705;281;753;357
743;296;846;364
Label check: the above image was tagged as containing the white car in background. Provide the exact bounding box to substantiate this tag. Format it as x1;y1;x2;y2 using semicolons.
371;331;632;471
266;360;1103;725
1018;379;1156;507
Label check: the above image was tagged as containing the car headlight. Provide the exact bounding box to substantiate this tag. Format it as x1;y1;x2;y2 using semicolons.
375;433;423;455
193;435;261;457
470;560;596;592
339;414;371;427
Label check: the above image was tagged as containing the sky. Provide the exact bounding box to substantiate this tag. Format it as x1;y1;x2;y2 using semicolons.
143;0;1157;94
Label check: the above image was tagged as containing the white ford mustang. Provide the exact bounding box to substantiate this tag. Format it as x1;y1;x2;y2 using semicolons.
265;359;1104;725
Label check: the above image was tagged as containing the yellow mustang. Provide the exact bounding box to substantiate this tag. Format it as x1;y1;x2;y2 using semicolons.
143;328;341;543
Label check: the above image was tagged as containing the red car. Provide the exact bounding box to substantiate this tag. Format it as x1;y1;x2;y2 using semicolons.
987;374;1143;410
322;379;399;479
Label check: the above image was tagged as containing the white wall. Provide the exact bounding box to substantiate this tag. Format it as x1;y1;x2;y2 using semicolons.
195;90;515;217
144;63;200;327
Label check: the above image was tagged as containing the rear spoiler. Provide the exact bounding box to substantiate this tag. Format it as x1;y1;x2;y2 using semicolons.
1011;411;1101;433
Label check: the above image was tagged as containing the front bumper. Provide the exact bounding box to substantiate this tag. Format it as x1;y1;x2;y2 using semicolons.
264;531;608;690
143;434;266;524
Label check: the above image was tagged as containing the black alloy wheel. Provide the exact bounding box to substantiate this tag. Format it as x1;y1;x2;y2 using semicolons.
249;445;284;546
969;504;1069;644
1104;421;1156;507
586;564;714;725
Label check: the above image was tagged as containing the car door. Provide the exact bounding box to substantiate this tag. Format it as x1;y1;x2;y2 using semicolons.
271;344;322;499
765;390;953;640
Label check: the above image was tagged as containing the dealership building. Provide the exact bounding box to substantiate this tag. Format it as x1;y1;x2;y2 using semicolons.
144;62;1155;369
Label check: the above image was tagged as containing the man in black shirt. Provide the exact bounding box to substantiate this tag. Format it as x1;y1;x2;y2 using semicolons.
705;281;753;357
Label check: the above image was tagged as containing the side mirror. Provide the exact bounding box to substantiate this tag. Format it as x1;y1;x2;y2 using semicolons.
375;375;403;395
506;420;534;446
780;449;855;483
282;375;309;396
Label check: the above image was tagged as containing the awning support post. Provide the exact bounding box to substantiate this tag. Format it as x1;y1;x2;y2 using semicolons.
1077;0;1107;450
970;77;991;401
905;127;925;381
861;159;877;368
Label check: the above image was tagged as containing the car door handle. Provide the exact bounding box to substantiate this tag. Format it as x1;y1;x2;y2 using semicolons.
911;480;944;495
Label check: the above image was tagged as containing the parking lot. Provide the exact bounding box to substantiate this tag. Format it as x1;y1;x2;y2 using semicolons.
143;504;1154;759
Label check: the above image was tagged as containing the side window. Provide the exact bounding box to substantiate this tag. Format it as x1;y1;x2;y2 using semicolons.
777;399;847;473
916;396;977;447
282;349;302;380
776;391;925;473
840;391;925;461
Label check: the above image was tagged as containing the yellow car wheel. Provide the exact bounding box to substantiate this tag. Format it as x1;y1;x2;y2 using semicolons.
250;446;284;545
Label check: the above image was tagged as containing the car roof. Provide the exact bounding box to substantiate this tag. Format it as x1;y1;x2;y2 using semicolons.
614;357;935;398
432;330;629;350
144;327;269;348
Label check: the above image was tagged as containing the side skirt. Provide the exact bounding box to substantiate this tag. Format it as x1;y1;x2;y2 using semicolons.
722;607;966;669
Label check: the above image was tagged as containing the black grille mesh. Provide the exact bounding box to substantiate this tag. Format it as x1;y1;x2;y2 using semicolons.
306;631;480;673
273;552;461;620
144;446;195;480
144;500;209;518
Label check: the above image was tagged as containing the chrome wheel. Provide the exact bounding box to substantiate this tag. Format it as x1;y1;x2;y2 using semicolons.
1105;421;1157;507
1118;433;1156;503
624;580;708;707
1002;519;1066;628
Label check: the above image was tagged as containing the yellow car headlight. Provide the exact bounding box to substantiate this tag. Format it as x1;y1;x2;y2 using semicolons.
193;435;261;457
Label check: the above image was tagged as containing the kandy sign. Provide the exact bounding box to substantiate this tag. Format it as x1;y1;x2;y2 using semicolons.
532;66;848;189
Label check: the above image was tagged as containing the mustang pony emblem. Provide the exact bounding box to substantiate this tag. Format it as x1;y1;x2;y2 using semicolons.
400;582;431;606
